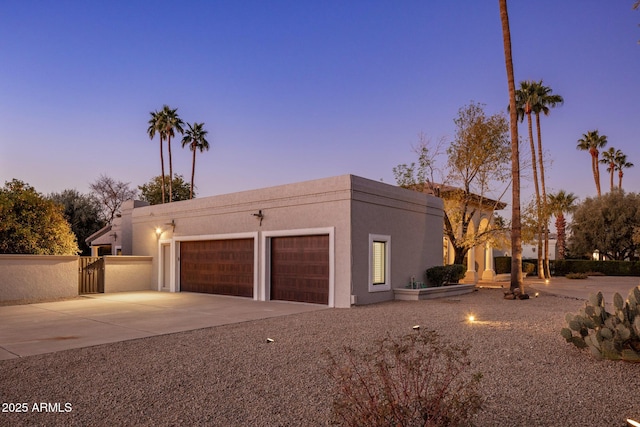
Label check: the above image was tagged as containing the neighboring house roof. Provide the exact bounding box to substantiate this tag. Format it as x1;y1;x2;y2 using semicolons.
405;182;507;210
85;224;112;246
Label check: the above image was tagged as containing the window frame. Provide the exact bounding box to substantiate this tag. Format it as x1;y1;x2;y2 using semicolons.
368;234;391;292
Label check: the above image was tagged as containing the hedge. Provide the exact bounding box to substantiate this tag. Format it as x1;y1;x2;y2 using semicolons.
495;257;640;276
550;260;640;276
494;257;537;275
425;264;466;287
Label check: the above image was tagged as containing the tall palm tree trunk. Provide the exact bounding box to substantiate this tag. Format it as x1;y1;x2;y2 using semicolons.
190;147;196;199
167;135;173;202
526;111;543;279
591;153;601;196
619;171;623;189
535;114;550;278
499;0;523;293
555;214;566;260
160;137;166;204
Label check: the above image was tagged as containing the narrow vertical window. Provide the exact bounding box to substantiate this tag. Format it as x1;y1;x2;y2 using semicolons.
372;241;386;284
369;234;391;292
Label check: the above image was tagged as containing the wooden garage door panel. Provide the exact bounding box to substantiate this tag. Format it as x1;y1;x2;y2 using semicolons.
180;239;254;297
271;235;329;304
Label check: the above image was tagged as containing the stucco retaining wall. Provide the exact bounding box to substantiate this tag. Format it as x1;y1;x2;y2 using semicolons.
0;255;79;302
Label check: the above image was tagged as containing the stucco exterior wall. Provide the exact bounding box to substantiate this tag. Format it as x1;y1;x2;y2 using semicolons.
0;255;78;302
130;175;354;307
349;176;444;305
103;256;153;293
124;174;444;308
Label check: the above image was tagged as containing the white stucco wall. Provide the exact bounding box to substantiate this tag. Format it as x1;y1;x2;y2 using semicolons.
0;255;78;302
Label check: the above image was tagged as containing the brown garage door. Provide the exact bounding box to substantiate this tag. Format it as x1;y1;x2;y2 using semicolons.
271;235;329;304
180;239;254;297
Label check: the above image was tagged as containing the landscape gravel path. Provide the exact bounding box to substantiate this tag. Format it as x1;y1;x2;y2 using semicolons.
2;288;639;426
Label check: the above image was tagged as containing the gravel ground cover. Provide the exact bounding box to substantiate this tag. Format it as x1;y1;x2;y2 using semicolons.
2;288;639;426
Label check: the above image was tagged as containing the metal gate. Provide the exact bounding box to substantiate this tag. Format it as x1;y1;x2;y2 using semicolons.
78;257;104;294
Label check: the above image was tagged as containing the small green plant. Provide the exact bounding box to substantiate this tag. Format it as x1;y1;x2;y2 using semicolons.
327;332;483;426
565;272;588;279
561;286;640;362
425;264;465;287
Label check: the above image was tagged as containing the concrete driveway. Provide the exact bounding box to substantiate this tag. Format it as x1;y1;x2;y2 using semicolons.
0;291;327;360
521;275;640;304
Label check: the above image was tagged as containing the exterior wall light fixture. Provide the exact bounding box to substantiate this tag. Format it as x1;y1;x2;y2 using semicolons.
155;220;176;238
252;210;264;226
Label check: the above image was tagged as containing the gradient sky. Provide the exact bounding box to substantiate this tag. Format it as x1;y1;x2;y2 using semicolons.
1;1;638;211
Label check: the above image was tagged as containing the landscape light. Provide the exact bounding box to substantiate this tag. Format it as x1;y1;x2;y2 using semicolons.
467;315;475;323
412;325;420;330
627;419;640;427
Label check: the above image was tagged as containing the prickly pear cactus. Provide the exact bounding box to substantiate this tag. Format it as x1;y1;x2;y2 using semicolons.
561;285;640;362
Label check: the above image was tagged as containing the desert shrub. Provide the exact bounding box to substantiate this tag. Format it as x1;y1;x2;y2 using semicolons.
494;257;538;275
425;264;465;287
494;256;510;274
561;286;640;362
566;272;588;279
522;261;536;275
327;332;483;426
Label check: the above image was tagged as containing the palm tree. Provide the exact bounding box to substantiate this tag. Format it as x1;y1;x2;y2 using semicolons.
547;191;577;260
614;153;634;190
499;0;523;294
514;80;543;278
160;105;185;203
181;122;210;199
147;110;167;203
577;130;608;196
599;147;622;192
532;81;563;278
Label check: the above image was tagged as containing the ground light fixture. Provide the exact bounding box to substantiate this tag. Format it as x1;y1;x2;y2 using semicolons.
627;419;640;427
467;314;476;323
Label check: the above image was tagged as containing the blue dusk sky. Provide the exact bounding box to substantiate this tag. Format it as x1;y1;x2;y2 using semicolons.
1;1;638;210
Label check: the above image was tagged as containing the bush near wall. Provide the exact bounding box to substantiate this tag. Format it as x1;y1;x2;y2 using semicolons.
494;257;537;275
550;260;640;277
426;264;465;287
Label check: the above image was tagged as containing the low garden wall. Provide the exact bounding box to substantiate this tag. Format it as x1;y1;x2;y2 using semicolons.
103;256;153;292
0;255;79;302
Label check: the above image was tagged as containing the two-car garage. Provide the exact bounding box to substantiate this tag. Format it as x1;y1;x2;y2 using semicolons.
178;235;330;305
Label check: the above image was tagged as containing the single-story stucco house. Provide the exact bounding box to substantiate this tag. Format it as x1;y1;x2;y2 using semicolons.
89;174;444;308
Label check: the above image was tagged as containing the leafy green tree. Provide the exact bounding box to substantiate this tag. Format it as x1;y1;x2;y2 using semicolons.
577;130;608;197
547;190;577;260
49;189;105;255
499;0;524;293
181;122;210;199
89;174;138;223
0;180;79;255
568;191;640;260
139;175;192;205
394;102;510;265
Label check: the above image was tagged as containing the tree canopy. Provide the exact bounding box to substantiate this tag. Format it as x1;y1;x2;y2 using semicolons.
568;191;640;261
89;174;138;223
393;102;510;264
0;180;79;255
139;175;192;205
49;189;105;255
